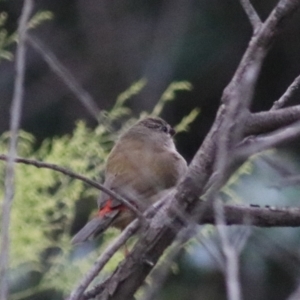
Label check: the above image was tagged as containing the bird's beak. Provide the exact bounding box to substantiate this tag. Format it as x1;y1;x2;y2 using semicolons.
170;127;176;136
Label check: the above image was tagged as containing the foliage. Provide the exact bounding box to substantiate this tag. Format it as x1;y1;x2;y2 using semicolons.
0;10;52;62
0;80;197;298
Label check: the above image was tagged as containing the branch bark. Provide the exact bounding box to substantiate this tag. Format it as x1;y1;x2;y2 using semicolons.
272;73;300;110
245;105;300;135
0;2;33;299
239;0;262;32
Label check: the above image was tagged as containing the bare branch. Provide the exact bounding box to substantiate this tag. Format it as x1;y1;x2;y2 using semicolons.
0;155;146;222
215;201;242;300
272;73;300;110
69;220;140;300
141;224;198;300
27;35;101;121
201;204;300;227
224;119;300;191
213;0;300;195
223;0;300;107
245;105;300;135
8;150;299;230
239;0;262;32
0;1;33;299
236;120;300;160
77;200;165;300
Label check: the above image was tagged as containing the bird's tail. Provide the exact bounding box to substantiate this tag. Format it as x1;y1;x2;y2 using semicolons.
71;210;119;245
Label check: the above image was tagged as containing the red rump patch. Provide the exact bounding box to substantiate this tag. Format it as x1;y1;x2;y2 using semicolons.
98;199;113;216
98;199;127;217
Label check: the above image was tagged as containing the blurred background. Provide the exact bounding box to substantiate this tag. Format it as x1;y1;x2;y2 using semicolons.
0;0;300;160
1;0;300;299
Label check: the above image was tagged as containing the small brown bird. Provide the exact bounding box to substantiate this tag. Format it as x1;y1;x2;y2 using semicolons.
71;117;187;244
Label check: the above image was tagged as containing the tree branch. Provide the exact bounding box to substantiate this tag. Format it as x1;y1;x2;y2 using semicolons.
27;35;101;121
222;0;300;108
0;2;33;299
245;105;300;135
272;73;300;110
236;119;300;161
239;0;262;32
201;204;300;227
215;201;242;300
0;155;146;222
69;220;140;300
1;151;300;300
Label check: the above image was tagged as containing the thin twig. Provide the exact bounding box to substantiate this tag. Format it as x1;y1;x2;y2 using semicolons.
272;73;300;110
199;232;227;271
80;199;165;300
69;219;140;300
141;225;196;300
239;0;262;32
0;1;33;300
245;105;300;136
209;0;265;198
27;35;101;121
232;226;252;255
0;155;146;222
236;120;300;161
201;204;300;227
215;201;243;300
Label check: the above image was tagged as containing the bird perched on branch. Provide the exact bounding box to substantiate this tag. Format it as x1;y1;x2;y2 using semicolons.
71;117;187;244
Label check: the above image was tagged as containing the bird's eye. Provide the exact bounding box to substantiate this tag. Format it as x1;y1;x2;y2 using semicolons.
161;126;168;133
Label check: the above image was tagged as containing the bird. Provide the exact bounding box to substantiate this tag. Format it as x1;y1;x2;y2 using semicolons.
71;117;187;245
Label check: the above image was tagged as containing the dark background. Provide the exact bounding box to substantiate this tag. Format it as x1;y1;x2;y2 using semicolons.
1;0;300;161
1;1;300;299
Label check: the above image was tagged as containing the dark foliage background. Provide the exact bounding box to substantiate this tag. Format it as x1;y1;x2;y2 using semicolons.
1;0;300;159
1;1;300;299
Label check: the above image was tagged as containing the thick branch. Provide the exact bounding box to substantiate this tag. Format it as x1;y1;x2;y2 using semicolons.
272;73;300;110
215;201;242;300
81;203;300;300
69;220;140;300
245;105;300;135
226;0;300;95
237;120;300;160
214;0;300;191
